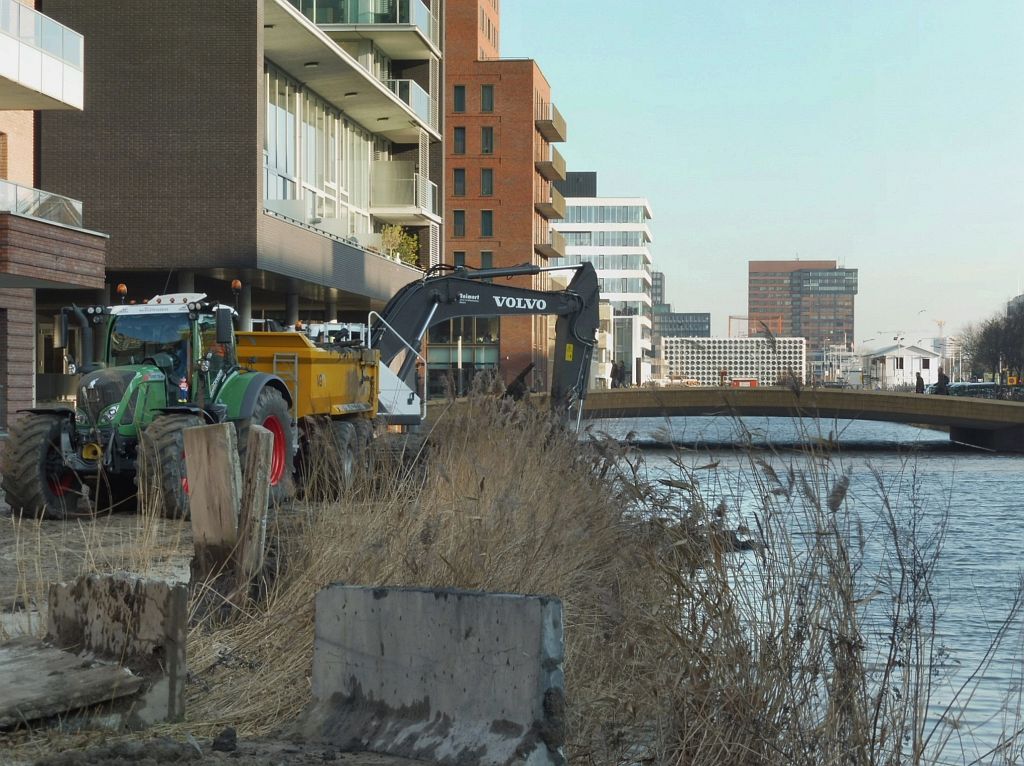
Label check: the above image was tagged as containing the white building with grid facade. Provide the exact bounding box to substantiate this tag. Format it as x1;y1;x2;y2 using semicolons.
661;337;807;386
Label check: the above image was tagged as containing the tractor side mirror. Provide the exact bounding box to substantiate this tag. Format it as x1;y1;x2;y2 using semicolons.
215;306;234;345
53;312;69;349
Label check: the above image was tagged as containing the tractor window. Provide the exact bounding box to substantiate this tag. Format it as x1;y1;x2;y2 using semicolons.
198;315;236;382
109;314;190;379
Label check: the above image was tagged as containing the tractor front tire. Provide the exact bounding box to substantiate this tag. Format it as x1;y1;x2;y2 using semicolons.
1;413;82;520
237;387;295;506
140;413;204;519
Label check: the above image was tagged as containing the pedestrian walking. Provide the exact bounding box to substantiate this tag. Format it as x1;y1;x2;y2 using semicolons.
915;372;925;393
610;360;619;389
936;367;950;395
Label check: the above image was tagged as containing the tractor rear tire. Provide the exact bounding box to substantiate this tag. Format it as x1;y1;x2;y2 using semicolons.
237;387;295;506
140;413;204;519
1;413;82;520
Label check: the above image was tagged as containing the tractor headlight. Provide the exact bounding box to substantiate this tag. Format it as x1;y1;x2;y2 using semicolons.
98;404;119;424
75;409;89;426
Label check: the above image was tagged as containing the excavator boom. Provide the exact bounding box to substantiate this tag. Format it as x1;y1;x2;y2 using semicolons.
371;262;600;425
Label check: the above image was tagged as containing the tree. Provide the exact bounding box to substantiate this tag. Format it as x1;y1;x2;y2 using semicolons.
380;225;420;267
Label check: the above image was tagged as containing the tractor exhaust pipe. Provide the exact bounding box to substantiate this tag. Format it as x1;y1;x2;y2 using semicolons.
69;306;96;373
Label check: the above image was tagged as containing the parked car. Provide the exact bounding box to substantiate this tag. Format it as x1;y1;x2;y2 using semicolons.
947;382;997;398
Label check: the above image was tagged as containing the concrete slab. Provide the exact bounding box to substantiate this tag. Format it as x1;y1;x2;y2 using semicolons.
47;572;188;726
304;586;565;766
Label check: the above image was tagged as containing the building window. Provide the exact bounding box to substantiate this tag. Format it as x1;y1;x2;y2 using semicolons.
481;126;494;154
453;210;466;237
481;84;494;113
453;168;466;196
895;357;904;370
481;210;493;237
453;85;466;113
922;358;930;370
480;168;493;196
453;127;465;154
480;250;493;269
453;251;466;267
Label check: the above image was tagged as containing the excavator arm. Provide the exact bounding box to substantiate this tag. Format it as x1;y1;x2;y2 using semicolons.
370;262;600;426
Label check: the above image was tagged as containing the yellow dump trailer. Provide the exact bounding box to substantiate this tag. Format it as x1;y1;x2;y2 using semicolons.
235;331;379;421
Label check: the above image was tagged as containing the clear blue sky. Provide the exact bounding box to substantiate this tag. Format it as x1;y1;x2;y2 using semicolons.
501;1;1024;345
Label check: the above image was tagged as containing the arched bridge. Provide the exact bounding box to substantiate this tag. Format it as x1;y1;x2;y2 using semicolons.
581;387;1024;452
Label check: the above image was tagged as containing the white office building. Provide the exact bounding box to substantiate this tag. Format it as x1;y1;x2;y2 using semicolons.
551;187;653;386
661;336;807;386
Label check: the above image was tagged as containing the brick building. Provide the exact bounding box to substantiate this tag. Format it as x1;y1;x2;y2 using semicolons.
431;0;567;391
35;0;443;332
748;259;858;380
0;0;107;431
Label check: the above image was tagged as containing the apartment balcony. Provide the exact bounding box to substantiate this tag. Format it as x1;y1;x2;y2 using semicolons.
303;0;441;60
263;0;440;142
0;180;106;289
534;186;566;220
384;78;436;132
0;0;83;110
535;146;566;183
369;165;441;226
534;228;566;260
535;102;567;143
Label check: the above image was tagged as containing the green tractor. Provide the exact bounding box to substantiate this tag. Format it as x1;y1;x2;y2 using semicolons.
1;292;295;520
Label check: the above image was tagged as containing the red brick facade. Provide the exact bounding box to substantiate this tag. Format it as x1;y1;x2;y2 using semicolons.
444;0;562;385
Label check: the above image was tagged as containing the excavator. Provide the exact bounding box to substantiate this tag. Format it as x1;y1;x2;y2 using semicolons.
0;262;599;519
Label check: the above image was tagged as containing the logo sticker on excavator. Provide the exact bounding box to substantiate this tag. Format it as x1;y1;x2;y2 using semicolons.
565;343;574;362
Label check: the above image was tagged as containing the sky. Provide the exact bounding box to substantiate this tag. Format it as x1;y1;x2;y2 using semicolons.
500;1;1024;347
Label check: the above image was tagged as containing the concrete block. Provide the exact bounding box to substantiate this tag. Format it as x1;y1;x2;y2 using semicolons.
304;586;565;765
47;572;188;726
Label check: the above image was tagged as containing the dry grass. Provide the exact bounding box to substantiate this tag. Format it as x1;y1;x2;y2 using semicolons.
4;397;1024;765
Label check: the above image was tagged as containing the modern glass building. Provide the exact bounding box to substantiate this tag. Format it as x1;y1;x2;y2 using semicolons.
552;173;653;386
37;0;443;330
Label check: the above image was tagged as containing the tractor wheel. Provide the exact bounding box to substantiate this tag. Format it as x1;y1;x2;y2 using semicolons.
237;387;295;506
1;413;82;520
140;413;204;519
331;420;357;490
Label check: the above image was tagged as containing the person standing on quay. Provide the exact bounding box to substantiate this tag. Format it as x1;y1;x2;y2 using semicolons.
915;372;925;393
936;367;950;395
609;360;619;389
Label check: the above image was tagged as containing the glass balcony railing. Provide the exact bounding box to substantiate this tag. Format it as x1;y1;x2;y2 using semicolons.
0;0;82;69
385;78;435;130
0;179;83;228
371;172;437;216
289;0;438;47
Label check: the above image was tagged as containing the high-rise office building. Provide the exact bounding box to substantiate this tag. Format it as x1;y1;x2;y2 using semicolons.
748;260;857;378
433;0;567;392
0;0;107;431
551;173;653;386
37;0;443;333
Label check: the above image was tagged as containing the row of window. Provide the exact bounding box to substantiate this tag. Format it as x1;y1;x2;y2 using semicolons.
561;230;649;247
563;205;648;224
452;209;494;237
552;253;652;272
452;126;494;155
453;84;495;113
452;167;494;197
451;251;493;270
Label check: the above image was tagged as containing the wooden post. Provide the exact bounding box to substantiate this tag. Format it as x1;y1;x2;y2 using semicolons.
184;422;242;577
236;424;273;581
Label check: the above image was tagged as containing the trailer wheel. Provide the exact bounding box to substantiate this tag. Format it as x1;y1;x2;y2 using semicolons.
1;413;82;520
331;420;356;489
237;387;295;505
352;418;374;457
140;413;204;519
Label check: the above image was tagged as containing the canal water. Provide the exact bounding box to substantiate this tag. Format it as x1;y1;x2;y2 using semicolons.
587;415;1024;760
